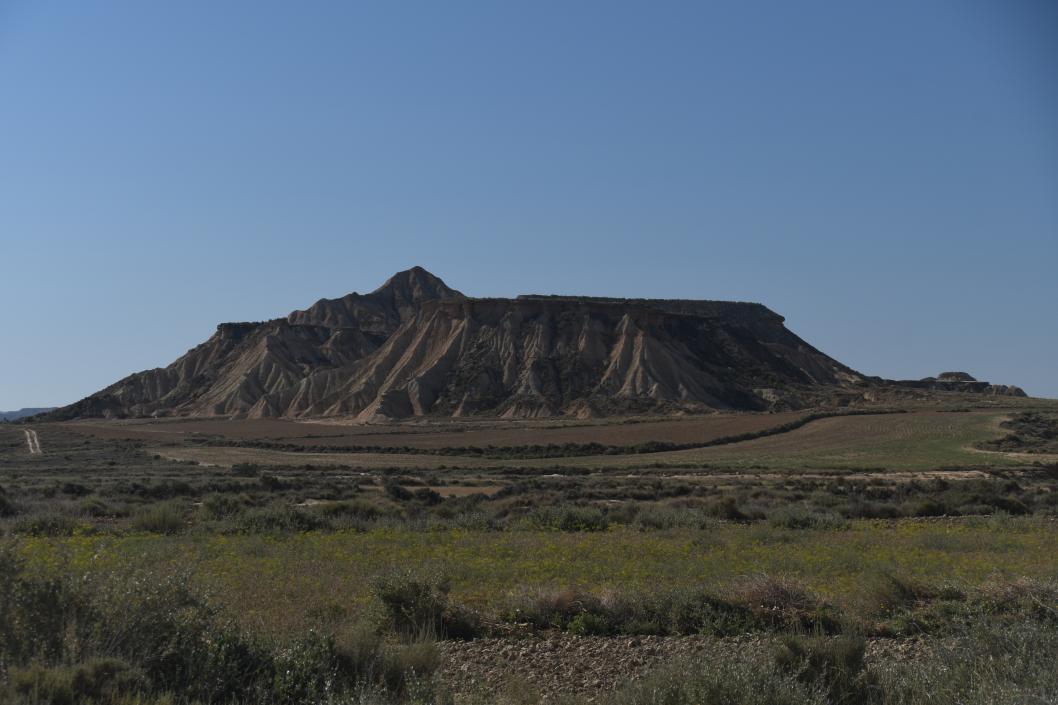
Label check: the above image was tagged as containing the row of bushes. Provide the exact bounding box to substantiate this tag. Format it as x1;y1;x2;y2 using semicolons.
5;494;1056;538
356;570;1058;641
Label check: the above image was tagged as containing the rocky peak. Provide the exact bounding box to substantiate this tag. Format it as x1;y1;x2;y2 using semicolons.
370;266;463;309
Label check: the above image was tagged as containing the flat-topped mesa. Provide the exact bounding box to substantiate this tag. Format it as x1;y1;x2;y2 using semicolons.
895;371;1026;397
936;371;977;382
40;266;1028;422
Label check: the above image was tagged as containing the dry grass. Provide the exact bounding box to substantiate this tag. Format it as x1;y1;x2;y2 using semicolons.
64;412;806;448
142;411;1025;472
16;518;1058;639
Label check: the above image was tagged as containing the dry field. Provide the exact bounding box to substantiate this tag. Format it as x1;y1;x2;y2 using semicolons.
4;401;1057;705
132;410;1023;474
60;411;805;448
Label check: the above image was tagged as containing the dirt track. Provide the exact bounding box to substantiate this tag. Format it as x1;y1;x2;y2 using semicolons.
23;429;41;454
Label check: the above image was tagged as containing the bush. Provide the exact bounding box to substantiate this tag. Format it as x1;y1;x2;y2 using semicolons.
531;506;610;531
231;463;261;477
860;573;934;617
708;497;750;521
78;498;113;518
200;493;246;520
413;487;443;505
378;640;441;698
729;575;841;633
130;501;186;534
774;633;876;704
442;602;485;640
605;649;823;705
374;571;450;638
503;585;769;637
569;612;614;635
12;514;79;537
504;587;602;629
235;507;323;533
767;508;849;530
384;479;413;501
635;506;712;530
6;659;147;705
873;620;1058;704
272;631;342;704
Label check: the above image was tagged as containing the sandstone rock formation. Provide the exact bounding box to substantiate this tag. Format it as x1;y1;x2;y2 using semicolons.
40;268;1025;421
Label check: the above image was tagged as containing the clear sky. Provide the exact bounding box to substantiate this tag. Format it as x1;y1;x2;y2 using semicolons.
1;1;1056;409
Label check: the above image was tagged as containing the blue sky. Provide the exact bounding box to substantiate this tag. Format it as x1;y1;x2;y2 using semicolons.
1;0;1056;409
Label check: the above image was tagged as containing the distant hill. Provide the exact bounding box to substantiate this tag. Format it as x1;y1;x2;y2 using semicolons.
1;407;57;422
39;267;1025;422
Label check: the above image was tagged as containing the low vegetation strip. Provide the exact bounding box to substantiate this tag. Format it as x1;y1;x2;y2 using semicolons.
977;411;1058;454
195;409;906;459
8;533;1058;702
4;529;1057;704
14;518;1057;639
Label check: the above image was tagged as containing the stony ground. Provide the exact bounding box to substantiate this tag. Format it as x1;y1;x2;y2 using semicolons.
437;633;928;702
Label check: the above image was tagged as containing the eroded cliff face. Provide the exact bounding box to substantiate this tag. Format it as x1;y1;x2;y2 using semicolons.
45;267;883;421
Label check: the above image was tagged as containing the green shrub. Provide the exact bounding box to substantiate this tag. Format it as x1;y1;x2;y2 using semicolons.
531;506;610;531
6;659;147;705
78;498;113;518
272;631;342;705
200;493;246;520
767;508;849;530
316;499;382;521
130;501;186;534
708;497;750;521
873;620;1058;704
726;575;842;634
374;571;450;638
442;603;485;640
605;650;824;705
860;573;935;618
381;640;441;695
384;479;413;501
11;514;79;537
569;612;614;635
774;634;877;704
502;585;772;637
635;506;712;530
235;507;323;533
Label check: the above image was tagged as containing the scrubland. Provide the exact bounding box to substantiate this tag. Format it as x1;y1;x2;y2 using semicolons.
1;403;1056;704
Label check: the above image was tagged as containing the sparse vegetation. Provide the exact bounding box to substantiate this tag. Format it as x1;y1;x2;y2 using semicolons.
2;402;1057;702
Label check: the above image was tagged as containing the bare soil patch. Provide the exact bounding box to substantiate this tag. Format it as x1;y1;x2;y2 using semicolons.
437;633;932;702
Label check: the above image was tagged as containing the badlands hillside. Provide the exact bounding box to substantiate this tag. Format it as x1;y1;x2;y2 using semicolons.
41;267;1022;421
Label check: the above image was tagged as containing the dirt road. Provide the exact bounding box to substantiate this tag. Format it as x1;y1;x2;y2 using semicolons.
24;429;41;454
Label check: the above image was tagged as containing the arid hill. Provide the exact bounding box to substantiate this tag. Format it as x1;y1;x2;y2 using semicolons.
39;268;1022;422
0;407;56;422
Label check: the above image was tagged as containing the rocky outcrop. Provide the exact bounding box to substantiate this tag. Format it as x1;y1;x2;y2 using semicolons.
895;372;1027;398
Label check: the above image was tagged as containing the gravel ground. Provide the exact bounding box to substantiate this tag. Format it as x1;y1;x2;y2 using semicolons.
437;633;931;702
